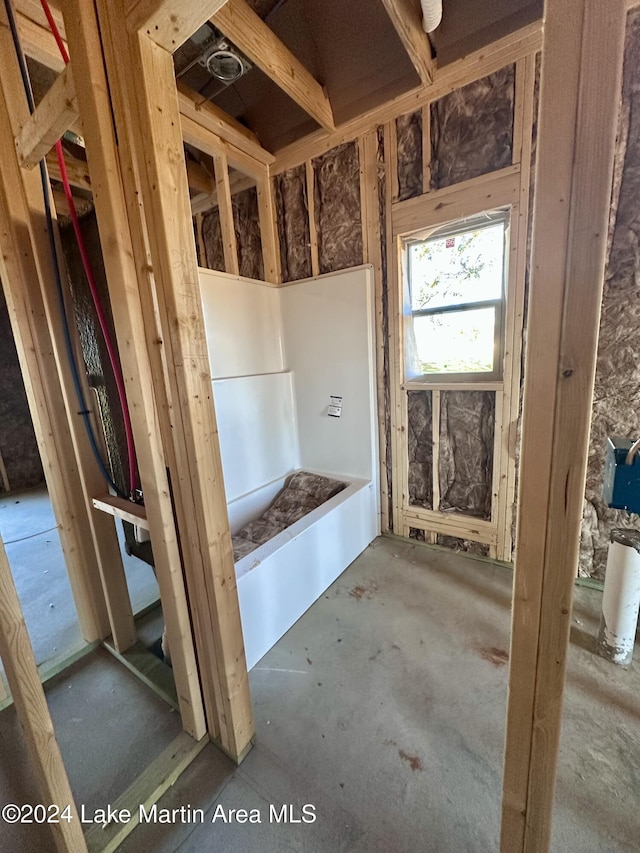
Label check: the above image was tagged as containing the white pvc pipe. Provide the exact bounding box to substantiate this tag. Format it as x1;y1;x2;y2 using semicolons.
597;534;640;665
420;0;442;33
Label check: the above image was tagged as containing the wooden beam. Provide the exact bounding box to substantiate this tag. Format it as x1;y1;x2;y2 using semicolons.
94;0;254;760
213;151;239;275
256;172;281;283
62;0;208;741
125;0;230;52
93;495;150;529
212;0;335;131
305;159;319;277
16;8;65;71
0;446;10;493
0;535;87;853
181;113;269;179
272;21;542;174
176;81;265;155
360;130;389;532
392;166;521;236
381;0;434;85
186;157;214;195
501;1;626;850
84;732;207;853
16;63;78;168
46;149;91;189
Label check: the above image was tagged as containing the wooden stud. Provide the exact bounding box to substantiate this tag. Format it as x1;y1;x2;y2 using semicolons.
380;0;434;85
360;130;390;532
185;158;214;196
256;171;281;284
213;151;240;275
16;63;78;169
306;159;320;278
501;2;626;850
421;103;431;194
125;0;230;52
497;53;538;562
61;0;209;740
0;535;87;853
92;495;149;529
94;0;254;760
0;447;10;493
432;388;440;512
212;0;335;131
384;121;404;535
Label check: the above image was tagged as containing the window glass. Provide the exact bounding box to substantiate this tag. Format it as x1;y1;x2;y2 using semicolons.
412;308;495;375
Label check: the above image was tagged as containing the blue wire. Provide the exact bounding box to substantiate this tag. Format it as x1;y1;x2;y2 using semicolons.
4;0;125;498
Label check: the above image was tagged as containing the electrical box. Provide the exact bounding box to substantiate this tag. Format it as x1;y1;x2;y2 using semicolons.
603;437;640;513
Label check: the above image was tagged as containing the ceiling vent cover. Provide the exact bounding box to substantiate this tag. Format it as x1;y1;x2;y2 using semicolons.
198;39;251;84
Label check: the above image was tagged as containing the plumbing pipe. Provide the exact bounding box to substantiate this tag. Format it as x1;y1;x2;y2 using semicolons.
421;0;442;33
597;529;640;665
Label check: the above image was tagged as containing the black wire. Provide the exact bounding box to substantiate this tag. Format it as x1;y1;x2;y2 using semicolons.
4;0;125;498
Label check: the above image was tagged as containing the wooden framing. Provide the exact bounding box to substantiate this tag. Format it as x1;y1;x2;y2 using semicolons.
271;21;543;174
213;151;240;275
501;2;627;850
125;0;229;52
16;63;78;168
0;3;136;652
305;158;320;277
212;0;335;131
380;0;434;85
256;172;281;284
61;0;209;742
0;534;87;853
92;0;254;760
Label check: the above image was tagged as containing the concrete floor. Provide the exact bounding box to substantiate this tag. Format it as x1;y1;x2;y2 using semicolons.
0;486;159;674
1;533;639;851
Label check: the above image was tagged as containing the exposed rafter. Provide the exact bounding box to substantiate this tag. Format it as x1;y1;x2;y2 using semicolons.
381;0;434;85
211;0;335;131
125;0;230;52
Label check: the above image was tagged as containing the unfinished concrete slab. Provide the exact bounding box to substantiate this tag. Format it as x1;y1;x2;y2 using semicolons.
112;537;640;853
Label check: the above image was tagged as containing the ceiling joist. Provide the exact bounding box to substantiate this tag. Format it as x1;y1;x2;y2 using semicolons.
125;0;230;52
381;0;434;85
211;0;335;132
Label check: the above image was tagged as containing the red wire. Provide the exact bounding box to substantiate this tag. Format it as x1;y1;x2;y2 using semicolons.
41;0;138;495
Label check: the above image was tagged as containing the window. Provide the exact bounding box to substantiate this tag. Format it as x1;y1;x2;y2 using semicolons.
404;211;509;382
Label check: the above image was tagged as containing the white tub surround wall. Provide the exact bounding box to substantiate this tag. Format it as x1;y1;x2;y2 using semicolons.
199;266;379;668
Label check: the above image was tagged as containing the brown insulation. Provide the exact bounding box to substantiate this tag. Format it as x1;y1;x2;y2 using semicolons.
409;528;426;542
60;212;128;496
232;186;264;281
580;10;640;578
439;391;495;520
59;213;152;566
0;286;44;491
396;111;422;201
407;390;433;509
202;208;225;272
274;165;312;282
378;125;394;528
430;65;515;190
313;141;363;274
436;535;490;557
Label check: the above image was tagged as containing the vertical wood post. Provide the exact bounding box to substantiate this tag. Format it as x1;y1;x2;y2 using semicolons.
0;534;87;853
501;2;627;850
93;0;254;760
